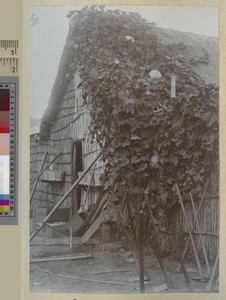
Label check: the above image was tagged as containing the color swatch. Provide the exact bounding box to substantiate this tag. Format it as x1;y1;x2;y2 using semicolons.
0;112;10;133
0;78;18;223
0;88;10;213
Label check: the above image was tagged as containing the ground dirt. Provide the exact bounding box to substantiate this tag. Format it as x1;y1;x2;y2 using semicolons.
30;231;218;294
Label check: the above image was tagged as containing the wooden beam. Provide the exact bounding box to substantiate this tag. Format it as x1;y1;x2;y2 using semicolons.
126;193;137;243
74;190;106;236
80;212;105;244
175;184;203;279
182;181;209;260
92;270;129;274
190;192;211;276
139;211;145;293
147;200;173;289
30;254;92;263
206;252;219;291
35;267;136;286
171;230;193;291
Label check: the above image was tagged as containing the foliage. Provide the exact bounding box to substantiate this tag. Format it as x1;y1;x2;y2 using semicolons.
67;6;219;212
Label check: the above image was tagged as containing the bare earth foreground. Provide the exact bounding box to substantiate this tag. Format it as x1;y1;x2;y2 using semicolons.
30;232;218;294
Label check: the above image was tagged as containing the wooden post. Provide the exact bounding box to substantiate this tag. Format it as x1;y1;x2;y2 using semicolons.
139;211;145;293
30;152;48;205
206;252;219;291
125;193;137;242
147;200;173;289
30;150;102;242
171;231;193;291
175;184;203;279
182;181;209;260
69;204;73;250
30;152;61;185
189;192;211;276
171;75;176;98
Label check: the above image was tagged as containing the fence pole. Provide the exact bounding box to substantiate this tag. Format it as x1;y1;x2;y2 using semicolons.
182;181;209;260
175;184;203;279
139;211;145;293
189;192;211;276
147;200;173;289
206;252;219;291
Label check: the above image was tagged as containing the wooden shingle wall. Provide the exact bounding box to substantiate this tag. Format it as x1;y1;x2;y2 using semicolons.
30;70;105;214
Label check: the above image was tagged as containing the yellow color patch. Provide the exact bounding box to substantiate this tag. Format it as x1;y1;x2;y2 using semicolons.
0;205;10;211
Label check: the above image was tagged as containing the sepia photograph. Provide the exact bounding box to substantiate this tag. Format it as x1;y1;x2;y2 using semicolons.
29;5;219;294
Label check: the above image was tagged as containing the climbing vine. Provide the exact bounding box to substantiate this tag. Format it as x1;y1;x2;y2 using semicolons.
67;6;218;213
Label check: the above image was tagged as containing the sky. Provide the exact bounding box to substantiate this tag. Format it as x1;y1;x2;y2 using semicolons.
30;6;218;121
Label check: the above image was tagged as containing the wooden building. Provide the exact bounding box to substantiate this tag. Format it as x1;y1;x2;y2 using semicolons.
30;12;218;262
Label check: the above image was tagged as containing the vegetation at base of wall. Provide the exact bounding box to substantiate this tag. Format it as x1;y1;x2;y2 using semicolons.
66;6;218;214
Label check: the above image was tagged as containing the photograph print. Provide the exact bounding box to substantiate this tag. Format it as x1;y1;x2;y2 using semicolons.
29;5;219;294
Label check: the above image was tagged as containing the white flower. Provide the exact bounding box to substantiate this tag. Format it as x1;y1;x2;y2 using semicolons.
149;70;162;79
150;155;159;166
125;35;135;42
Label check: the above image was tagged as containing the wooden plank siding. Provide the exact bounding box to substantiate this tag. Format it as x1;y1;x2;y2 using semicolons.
159;195;219;264
30;134;49;209
30;70;105;216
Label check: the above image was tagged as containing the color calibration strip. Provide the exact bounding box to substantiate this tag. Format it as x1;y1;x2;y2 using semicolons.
0;77;18;224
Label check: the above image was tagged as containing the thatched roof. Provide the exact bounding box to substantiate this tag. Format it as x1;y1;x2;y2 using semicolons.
154;27;218;85
40;17;218;139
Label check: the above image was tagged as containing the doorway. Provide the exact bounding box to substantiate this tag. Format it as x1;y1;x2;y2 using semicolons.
72;140;83;212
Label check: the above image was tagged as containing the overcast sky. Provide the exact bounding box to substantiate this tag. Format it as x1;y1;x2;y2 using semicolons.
30;5;218;121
